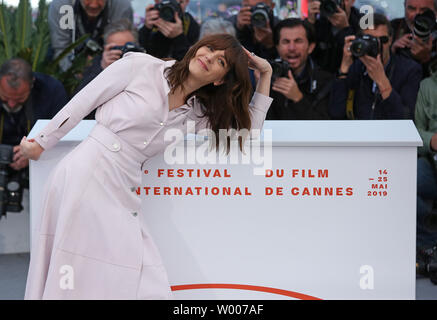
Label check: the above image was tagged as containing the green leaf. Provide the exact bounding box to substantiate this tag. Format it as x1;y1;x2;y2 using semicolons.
0;1;13;61
32;0;50;71
46;33;89;73
15;0;32;52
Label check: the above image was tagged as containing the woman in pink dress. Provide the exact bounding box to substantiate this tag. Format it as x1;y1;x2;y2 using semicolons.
20;34;273;299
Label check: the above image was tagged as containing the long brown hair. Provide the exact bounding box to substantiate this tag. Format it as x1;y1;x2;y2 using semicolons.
166;34;252;152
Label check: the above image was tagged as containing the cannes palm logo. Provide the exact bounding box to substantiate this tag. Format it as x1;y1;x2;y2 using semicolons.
163;121;272;175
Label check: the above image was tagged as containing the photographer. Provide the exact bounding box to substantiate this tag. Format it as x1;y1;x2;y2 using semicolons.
391;0;437;78
306;0;362;74
48;0;133;71
0;58;68;215
73;19;143;106
138;0;200;60
414;72;437;262
229;0;279;60
266;18;333;120
329;13;422;120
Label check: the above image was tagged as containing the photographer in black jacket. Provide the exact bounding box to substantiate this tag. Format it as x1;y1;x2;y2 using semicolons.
138;0;199;60
0;58;68;216
391;0;437;78
229;0;279;60
266;18;333;120
306;0;362;74
330;13;422;120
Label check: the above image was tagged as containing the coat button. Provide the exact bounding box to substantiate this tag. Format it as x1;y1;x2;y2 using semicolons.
112;142;120;151
40;134;47;141
131;212;138;217
160;122;164;126
143;140;147;145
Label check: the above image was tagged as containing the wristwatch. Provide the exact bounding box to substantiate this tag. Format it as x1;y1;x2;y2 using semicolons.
337;70;348;78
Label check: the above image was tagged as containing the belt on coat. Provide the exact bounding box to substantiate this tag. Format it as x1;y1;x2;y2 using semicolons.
88;123;146;169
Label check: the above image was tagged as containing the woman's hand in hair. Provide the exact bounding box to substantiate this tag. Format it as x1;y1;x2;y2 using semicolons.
243;48;272;96
243;48;272;75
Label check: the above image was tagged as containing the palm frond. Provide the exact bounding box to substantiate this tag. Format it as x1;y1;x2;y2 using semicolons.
46;33;89;74
15;0;32;52
32;0;50;71
0;1;13;62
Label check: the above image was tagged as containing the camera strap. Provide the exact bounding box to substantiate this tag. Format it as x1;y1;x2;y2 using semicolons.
183;13;190;36
346;89;355;120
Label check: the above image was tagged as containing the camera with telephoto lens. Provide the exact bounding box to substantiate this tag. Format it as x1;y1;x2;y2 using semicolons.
154;0;183;22
320;0;342;18
350;34;381;58
251;3;272;28
413;8;436;43
110;42;146;55
0;144;27;219
270;58;290;80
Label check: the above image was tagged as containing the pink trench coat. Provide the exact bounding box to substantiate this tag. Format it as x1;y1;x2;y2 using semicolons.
25;52;273;299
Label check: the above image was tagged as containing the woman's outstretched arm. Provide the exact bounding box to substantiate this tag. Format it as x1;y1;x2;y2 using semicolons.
20;52;140;160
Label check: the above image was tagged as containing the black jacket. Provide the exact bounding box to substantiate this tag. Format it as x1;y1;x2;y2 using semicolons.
0;72;68;146
138;12;200;61
266;60;333;120
310;6;362;74
329;54;422;120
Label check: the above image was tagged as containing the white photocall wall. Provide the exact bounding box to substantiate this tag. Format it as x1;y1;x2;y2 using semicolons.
29;120;421;299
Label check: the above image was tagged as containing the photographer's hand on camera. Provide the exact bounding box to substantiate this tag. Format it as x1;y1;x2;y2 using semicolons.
391;33;412;54
9;145;29;171
253;23;274;49
340;35;355;75
154;12;183;39
101;43;123;69
327;6;350;29
19;136;44;161
271;70;303;103
307;0;321;24
236;6;252;30
359;54;392;99
145;4;160;30
410;34;433;64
